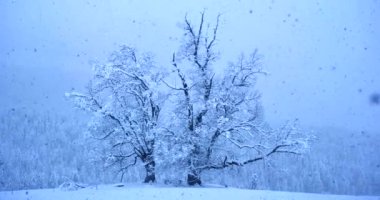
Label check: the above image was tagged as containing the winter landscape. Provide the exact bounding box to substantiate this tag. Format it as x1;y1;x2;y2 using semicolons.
1;1;379;200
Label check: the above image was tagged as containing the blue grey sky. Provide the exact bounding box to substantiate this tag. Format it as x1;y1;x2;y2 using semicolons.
1;0;379;132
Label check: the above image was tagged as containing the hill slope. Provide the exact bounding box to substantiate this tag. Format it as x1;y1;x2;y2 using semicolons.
0;184;378;200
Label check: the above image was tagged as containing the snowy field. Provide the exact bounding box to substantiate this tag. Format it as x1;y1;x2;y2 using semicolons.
0;184;378;200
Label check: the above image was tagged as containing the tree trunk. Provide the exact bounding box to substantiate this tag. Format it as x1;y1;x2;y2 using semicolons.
143;159;156;183
187;171;201;186
187;143;202;186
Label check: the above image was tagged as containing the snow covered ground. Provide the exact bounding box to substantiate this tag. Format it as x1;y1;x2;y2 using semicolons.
0;184;378;200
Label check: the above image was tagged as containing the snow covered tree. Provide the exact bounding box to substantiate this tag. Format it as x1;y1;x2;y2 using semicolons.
163;12;310;185
66;46;165;183
66;12;310;186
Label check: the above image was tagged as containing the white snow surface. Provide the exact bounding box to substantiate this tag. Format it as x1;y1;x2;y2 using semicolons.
0;184;378;200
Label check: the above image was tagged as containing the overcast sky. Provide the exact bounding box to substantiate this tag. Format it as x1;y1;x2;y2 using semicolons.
1;0;379;132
